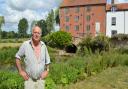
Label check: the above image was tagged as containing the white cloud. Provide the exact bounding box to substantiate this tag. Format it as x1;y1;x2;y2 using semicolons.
4;0;63;23
1;0;63;32
6;0;63;11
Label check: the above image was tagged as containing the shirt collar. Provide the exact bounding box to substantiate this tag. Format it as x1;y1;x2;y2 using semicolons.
29;38;44;46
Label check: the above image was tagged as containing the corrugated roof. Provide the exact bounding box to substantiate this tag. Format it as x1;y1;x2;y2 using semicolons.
60;0;106;7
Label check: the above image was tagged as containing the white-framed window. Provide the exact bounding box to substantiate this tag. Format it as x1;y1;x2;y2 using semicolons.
111;17;116;26
86;15;91;21
86;25;90;32
74;25;79;31
65;25;70;30
74;16;79;22
65;16;69;22
111;30;117;36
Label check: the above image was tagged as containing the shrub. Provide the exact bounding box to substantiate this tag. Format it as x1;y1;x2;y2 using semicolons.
91;34;110;53
42;31;72;49
0;47;18;66
78;34;110;55
50;62;80;85
111;34;128;41
77;35;93;56
0;71;24;89
45;76;56;89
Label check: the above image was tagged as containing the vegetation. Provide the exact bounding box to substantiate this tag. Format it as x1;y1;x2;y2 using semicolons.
18;18;29;38
46;9;55;33
0;16;5;39
36;19;48;36
59;66;128;89
1;34;128;89
78;34;110;56
42;31;72;49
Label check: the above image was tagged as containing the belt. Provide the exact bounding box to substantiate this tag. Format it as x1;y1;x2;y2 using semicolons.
31;78;41;82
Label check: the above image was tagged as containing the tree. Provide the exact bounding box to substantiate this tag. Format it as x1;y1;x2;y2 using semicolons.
46;9;55;33
0;16;5;39
36;19;48;36
1;31;7;39
7;31;15;38
18;18;28;38
55;8;60;25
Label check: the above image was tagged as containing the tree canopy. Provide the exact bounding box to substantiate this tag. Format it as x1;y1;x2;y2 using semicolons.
18;18;28;38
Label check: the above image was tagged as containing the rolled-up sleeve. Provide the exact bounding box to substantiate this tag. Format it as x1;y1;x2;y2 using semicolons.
15;43;25;60
45;46;51;64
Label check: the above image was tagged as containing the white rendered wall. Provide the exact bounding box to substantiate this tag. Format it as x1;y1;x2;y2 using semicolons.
106;11;125;37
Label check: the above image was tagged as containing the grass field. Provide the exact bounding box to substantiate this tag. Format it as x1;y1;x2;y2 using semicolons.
58;66;128;89
0;43;21;48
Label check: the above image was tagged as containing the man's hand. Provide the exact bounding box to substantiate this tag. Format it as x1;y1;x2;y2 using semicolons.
19;70;29;80
40;71;49;79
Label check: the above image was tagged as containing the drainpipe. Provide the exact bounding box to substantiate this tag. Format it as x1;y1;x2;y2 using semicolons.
124;11;125;33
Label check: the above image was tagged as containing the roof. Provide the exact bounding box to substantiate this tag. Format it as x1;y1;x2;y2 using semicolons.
106;3;128;11
60;0;106;8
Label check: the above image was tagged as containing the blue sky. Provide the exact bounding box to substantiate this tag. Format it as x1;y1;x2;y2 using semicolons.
0;0;128;32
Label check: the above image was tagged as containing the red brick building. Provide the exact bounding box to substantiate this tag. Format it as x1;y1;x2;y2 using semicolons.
59;0;106;39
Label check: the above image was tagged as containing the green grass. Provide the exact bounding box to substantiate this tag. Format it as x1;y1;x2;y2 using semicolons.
0;43;21;48
58;66;128;89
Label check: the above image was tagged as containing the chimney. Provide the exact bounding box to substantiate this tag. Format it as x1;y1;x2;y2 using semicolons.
111;0;114;5
111;0;117;12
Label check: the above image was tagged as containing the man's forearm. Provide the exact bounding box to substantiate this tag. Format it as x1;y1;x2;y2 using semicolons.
16;58;23;72
16;58;29;80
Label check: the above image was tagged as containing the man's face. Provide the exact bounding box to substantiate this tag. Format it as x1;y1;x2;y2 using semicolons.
32;26;41;42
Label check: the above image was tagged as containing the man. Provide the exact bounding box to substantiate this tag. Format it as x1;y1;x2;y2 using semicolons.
15;25;50;89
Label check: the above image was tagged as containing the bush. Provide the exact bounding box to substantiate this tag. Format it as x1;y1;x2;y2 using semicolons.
42;31;72;49
110;34;128;48
111;34;128;41
78;34;110;55
50;62;80;85
77;35;93;56
45;77;56;89
0;47;18;66
0;71;24;89
92;34;110;53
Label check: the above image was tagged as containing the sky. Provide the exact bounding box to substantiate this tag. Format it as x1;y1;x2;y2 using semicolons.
0;0;63;32
0;0;128;32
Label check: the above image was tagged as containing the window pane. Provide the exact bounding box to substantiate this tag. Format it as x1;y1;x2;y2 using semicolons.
66;25;70;30
74;25;79;30
65;16;69;22
86;25;90;32
86;15;91;21
74;16;79;22
111;30;117;36
112;17;116;25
